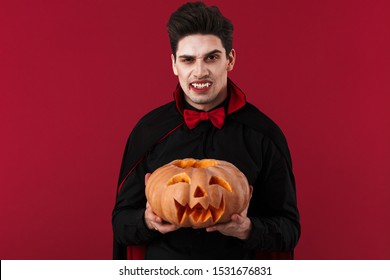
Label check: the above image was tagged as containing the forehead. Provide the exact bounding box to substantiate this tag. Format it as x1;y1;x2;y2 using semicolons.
176;34;226;56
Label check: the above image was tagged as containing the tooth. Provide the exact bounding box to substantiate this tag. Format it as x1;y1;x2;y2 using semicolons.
192;82;211;89
200;209;212;222
175;200;186;223
191;203;204;222
210;197;224;222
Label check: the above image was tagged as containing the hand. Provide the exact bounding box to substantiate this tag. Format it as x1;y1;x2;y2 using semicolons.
144;202;179;234
206;185;253;240
205;213;252;240
144;173;179;234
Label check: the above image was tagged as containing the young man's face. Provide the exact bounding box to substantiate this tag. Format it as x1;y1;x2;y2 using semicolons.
172;34;235;111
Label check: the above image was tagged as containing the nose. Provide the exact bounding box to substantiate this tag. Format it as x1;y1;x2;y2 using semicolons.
193;186;206;198
193;60;209;78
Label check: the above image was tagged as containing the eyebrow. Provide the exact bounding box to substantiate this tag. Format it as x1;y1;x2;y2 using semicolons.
178;49;223;59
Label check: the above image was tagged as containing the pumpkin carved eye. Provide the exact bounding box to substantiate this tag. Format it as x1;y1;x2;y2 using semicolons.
167;173;191;186
209;176;232;192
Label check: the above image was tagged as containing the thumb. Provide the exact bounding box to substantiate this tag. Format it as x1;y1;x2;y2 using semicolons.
145;173;151;185
231;213;244;223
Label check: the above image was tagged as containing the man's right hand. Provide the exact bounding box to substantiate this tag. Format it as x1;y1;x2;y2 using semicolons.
144;202;179;234
144;173;179;234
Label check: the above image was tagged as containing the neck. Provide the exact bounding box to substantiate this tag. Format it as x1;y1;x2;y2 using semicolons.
184;91;228;112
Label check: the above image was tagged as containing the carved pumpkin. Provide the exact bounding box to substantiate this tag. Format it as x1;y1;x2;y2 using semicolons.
145;158;250;228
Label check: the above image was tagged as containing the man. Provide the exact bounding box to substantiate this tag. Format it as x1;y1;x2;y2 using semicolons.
112;1;300;259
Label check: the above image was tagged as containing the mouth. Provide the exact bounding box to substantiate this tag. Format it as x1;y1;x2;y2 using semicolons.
174;198;224;224
190;81;213;91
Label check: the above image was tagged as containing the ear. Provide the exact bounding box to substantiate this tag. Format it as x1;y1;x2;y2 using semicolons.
171;54;178;76
226;49;236;72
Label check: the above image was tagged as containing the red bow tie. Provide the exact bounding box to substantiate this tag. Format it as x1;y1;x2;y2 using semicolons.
184;107;225;129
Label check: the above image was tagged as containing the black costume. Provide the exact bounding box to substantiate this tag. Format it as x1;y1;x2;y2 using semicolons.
112;79;300;259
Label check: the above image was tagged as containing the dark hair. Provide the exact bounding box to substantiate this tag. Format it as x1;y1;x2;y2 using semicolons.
167;1;233;59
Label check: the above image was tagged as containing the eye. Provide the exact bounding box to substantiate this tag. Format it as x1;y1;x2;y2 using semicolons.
167;173;191;186
209;176;232;192
180;57;194;64
206;54;219;62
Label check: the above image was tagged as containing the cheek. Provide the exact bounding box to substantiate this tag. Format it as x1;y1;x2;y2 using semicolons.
215;67;228;80
177;71;191;88
176;66;191;78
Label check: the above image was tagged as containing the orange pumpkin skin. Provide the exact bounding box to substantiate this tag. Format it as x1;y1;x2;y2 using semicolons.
145;158;250;228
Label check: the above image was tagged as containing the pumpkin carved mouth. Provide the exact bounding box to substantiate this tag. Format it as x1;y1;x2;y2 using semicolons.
174;197;225;224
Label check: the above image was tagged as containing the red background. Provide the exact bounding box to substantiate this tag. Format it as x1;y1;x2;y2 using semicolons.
1;0;389;259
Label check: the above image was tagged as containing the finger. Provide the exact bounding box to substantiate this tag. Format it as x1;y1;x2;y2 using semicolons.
145;173;151;184
145;202;162;222
150;213;161;223
157;223;179;234
249;185;254;198
147;211;162;224
241;185;254;217
231;213;246;224
206;223;228;232
206;226;217;232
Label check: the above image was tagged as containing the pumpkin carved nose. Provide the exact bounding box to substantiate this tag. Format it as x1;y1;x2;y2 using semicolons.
193;186;206;197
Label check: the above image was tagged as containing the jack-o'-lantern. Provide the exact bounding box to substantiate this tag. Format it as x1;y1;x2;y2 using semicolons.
145;158;250;228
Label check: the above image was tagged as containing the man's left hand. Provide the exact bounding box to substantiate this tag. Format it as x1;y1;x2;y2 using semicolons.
206;213;252;240
206;185;253;240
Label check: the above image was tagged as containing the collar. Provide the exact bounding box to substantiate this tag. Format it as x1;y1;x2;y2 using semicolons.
173;78;247;115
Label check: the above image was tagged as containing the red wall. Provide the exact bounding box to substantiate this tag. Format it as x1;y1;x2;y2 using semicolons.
1;0;389;259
